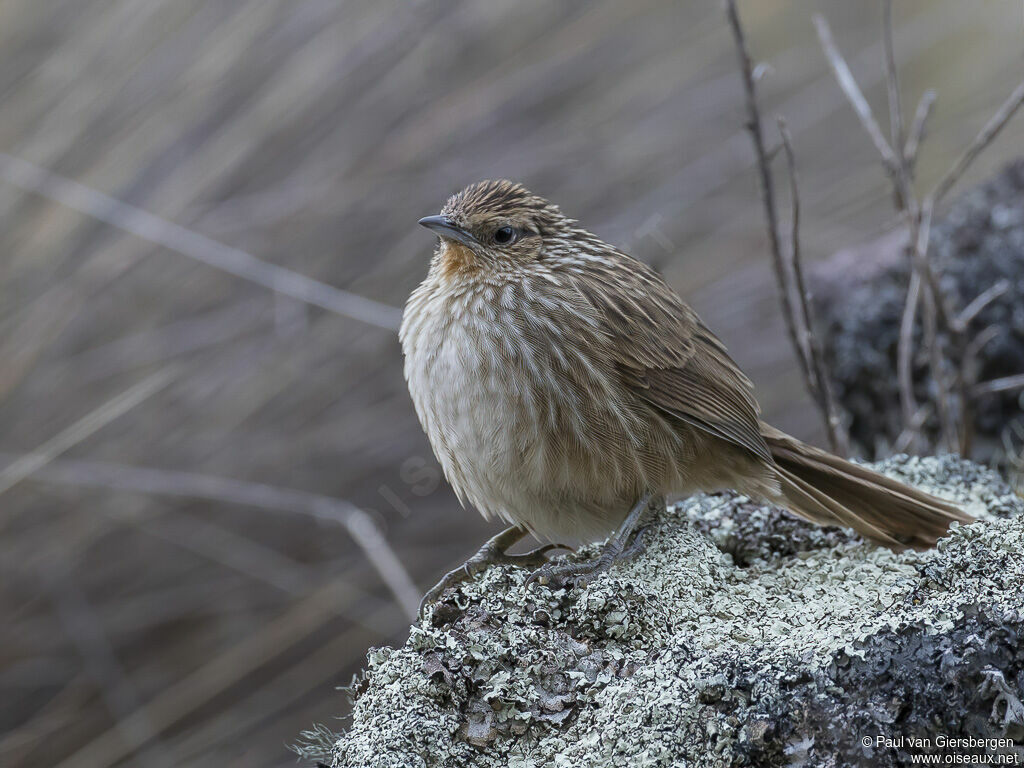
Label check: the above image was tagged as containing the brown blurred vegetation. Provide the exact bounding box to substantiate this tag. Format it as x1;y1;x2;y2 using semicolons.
1;1;1022;766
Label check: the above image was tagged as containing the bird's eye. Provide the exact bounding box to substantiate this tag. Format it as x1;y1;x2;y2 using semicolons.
493;226;517;245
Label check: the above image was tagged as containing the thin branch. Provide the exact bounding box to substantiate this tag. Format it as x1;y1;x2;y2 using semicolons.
914;77;1024;454
965;325;1002;363
0;366;177;502
893;404;930;454
880;3;943;449
897;267;922;432
902;203;959;347
911;242;956;331
777;120;811;371
815;12;921;223
724;0;822;431
905;202;958;451
882;0;907;208
813;14;900;174
929;79;1024;205
922;278;956;451
12;454;420;619
957;279;1009;329
959;325;1001;456
904;89;937;172
813;9;1018;456
972;373;1024;397
723;0;798;356
777;117;847;453
882;0;904;150
0;153;403;332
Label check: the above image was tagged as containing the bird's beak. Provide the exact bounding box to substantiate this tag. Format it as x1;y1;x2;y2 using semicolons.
418;215;479;250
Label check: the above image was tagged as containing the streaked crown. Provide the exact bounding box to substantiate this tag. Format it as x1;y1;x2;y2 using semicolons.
441;180;570;234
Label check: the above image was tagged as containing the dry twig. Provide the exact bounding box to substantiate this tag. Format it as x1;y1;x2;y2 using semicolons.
959;325;1002;456
893;405;931;454
777;118;847;454
973;374;1024;398
930;79;1024;204
723;0;802;365
815;7;1024;456
724;0;846;453
897;268;923;436
14;454;420;619
882;0;910;210
0;367;177;503
812;14;901;176
956;279;1008;329
882;0;904;153
904;90;937;172
0;153;403;332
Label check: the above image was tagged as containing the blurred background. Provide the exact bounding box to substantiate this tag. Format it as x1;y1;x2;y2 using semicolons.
1;1;1022;766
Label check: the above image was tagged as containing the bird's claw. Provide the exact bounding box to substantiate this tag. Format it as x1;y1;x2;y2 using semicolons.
525;524;652;592
525;562;593;590
418;534;570;618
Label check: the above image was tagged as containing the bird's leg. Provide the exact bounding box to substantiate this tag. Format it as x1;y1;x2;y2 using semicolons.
418;525;565;616
526;493;662;591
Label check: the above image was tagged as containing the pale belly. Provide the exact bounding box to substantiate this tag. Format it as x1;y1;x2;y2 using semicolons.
403;302;694;542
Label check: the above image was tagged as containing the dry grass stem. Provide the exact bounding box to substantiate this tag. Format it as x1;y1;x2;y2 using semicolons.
16;456;420;619
897;268;923;434
0;153;403;332
813;14;901;175
0;367;177;503
973;374;1024;397
929;79;1024;204
724;0;846;452
816;8;1024;454
777;117;848;454
904;90;937;171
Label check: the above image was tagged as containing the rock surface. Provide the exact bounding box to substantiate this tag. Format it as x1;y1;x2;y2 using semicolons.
329;456;1024;767
813;159;1024;464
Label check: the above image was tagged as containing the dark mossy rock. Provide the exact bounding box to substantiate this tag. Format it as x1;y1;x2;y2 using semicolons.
813;159;1024;464
328;456;1024;767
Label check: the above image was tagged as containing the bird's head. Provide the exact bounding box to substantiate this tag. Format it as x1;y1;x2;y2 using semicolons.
418;180;576;273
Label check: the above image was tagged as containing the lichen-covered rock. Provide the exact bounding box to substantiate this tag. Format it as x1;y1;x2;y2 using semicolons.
813;159;1024;465
329;456;1024;767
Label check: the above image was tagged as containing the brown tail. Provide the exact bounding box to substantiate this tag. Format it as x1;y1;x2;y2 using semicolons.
761;425;974;550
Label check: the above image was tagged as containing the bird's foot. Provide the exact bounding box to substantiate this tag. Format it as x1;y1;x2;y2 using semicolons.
525;493;660;591
418;526;567;617
526;525;652;590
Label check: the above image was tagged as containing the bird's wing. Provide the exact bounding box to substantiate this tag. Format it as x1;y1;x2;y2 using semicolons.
572;254;772;463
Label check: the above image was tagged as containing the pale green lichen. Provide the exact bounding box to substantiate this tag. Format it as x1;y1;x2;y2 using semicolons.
329;456;1024;767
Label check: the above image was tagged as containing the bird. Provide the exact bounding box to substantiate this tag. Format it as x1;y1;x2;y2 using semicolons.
401;179;972;612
